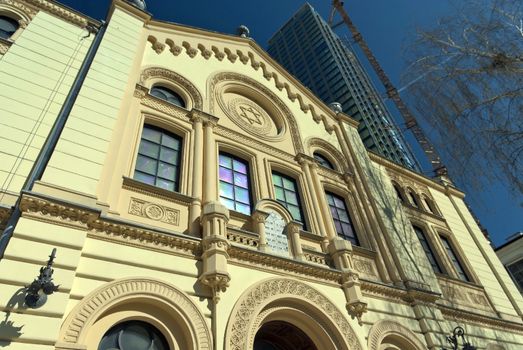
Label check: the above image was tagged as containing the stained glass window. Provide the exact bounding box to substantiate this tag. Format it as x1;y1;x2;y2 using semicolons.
134;124;182;192
98;320;169;350
150;85;186;108
440;236;470;281
326;192;359;245
313;152;334;170
219;153;251;215
413;226;444;274
272;172;305;227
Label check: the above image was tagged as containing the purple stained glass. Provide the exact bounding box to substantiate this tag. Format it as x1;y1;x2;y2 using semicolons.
341;223;354;236
219;154;232;168
334;220;343;234
219;167;233;183
219;182;234;199
330;206;339;219
234;173;248;187
233;159;247;173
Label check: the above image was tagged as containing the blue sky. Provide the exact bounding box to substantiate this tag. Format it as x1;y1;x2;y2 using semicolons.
59;0;521;247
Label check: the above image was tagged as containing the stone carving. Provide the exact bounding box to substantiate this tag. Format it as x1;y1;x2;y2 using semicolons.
147;35;165;54
165;38;182;56
225;96;275;137
57;278;212;349
264;211;289;256
128;198;180;225
367;319;426;350
353;257;376;277
226;278;362;350
209;72;304;152
139;67;203;109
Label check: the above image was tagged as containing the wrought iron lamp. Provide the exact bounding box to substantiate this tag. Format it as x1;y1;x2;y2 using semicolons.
25;248;59;308
443;326;477;350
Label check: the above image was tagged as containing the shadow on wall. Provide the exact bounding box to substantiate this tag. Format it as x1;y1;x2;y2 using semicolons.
0;287;26;347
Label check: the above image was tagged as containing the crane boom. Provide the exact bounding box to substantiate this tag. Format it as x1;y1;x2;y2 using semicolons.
331;0;448;176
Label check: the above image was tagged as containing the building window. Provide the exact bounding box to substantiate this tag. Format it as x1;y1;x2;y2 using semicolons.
98;320;169;350
506;259;523;291
413;226;444;274
0;15;19;40
392;183;404;203
134;124;182;192
440;235;470;282
408;190;420;208
326;192;359;246
150;85;186;108
313;152;335;170
219;153;251;215
272;172;305;227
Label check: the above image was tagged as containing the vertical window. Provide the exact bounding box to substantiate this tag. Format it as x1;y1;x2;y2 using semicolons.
326;192;359;245
393;184;404;203
219;153;251;215
440;236;470;282
0;16;19;40
272;172;305;227
408;190;419;208
413;226;444;274
134;124;182;192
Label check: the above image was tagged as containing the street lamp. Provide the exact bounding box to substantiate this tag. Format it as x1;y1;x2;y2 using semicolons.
25;248;59;308
443;326;477;350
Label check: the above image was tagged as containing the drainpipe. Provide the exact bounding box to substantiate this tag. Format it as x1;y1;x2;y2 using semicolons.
0;20;107;259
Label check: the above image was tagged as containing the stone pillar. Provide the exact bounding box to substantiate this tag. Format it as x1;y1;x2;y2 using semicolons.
199;201;230;303
286;221;304;260
203;116;219;205
328;238;367;324
189;111;204;235
252;210;269;252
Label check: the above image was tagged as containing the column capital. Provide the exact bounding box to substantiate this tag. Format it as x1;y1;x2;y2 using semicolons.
189;109;219;127
294;153;316;167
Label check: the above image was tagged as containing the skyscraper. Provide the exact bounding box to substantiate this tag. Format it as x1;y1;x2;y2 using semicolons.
268;3;419;170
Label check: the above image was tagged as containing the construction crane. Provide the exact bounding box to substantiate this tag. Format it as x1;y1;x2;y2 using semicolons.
329;0;448;176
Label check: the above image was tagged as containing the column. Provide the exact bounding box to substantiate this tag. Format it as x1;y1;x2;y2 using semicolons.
295;154;323;239
203;116;219;204
189;111;203;235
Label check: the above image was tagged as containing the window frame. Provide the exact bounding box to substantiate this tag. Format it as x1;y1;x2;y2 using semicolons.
149;84;186;108
412;224;446;275
313;152;336;170
325;191;359;246
271;170;307;230
218;151;253;215
133;123;184;193
0;14;19;40
437;231;475;283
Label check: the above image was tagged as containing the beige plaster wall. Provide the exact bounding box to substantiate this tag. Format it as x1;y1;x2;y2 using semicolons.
0;12;91;204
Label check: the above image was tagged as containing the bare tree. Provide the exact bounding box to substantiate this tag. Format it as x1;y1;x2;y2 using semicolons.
402;0;523;199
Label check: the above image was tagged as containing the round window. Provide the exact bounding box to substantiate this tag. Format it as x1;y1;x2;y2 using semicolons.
98;320;169;350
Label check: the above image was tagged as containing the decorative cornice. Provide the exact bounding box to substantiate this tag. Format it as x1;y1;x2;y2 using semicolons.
21;0;93;27
122;177;193;206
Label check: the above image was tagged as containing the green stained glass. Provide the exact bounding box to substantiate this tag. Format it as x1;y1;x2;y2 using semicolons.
236;203;250;215
272;174;282;187
288;205;302;222
274;187;285;201
219;182;234;199
221;198;235;211
285;190;298;205
282;177;295;190
235;187;250;204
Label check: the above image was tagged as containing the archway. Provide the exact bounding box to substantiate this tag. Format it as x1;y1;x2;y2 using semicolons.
367;320;426;350
254;321;317;350
225;278;363;350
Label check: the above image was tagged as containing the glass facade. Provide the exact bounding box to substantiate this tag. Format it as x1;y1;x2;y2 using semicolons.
268;4;419;170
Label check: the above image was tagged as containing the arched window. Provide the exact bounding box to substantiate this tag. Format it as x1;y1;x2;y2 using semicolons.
313;152;334;170
0;15;19;40
219;153;252;215
413;225;444;274
326;191;359;245
134;124;182;192
98;320;169;350
392;183;405;203
150;85;186;108
407;190;420;208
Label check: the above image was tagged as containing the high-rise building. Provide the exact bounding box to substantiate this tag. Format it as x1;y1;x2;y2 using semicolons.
268;3;419;170
0;1;522;349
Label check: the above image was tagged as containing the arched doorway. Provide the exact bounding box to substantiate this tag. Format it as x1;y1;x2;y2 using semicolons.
254;321;317;350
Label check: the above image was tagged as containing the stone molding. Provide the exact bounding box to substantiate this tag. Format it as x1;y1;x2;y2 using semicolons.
439;305;523;333
139;67;204;109
208;71;304;153
367;319;426;350
1;0;92;27
305;137;348;173
57;277;212;349
225;278;363;350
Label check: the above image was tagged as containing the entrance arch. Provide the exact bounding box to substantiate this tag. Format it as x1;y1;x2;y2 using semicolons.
254;321;317;350
225;278;363;350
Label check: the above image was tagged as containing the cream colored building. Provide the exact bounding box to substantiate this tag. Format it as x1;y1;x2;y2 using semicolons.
0;1;522;349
